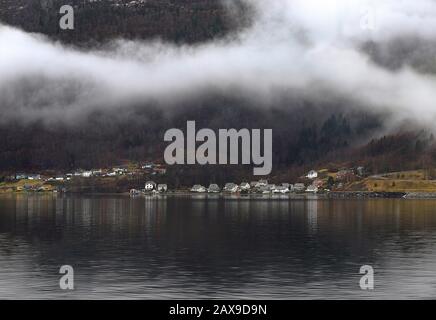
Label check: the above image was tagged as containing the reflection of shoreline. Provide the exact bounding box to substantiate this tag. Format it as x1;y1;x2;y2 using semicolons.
0;192;422;201
1;195;436;299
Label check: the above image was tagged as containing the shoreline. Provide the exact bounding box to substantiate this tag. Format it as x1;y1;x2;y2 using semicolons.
3;190;436;199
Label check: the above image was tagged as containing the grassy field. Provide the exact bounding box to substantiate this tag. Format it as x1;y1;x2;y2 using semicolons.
345;170;436;192
0;179;55;193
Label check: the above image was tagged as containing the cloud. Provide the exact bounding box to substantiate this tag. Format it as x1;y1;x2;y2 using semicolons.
1;0;436;127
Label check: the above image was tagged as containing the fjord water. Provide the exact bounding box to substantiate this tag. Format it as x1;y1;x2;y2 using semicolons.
1;194;436;299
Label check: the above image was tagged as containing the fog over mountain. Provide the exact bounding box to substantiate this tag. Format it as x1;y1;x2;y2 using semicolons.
0;0;436;127
1;0;436;176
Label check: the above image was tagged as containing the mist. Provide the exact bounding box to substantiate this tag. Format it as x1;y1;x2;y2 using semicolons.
1;0;436;127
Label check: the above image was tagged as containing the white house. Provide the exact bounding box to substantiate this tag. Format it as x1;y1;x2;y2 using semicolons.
306;170;318;179
272;186;289;194
294;183;306;192
306;185;319;193
208;184;221;193
223;183;239;193
144;181;156;191
258;186;271;194
239;182;251;191
130;189;141;196
157;184;168;193
255;180;268;188
28;174;42;180
82;171;93;178
191;185;207;193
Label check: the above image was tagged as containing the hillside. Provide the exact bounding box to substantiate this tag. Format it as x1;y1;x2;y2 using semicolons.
0;0;246;44
1;1;436;184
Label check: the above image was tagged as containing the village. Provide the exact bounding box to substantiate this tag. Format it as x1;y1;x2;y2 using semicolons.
0;162;167;193
129;167;367;196
0;162;364;195
4;163;436;198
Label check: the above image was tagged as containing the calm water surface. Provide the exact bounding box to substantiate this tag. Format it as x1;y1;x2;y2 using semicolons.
0;194;436;299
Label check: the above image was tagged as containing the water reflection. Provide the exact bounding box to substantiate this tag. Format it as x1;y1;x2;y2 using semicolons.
0;194;436;299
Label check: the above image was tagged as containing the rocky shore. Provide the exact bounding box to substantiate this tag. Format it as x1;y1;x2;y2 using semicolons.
327;191;406;199
403;192;436;199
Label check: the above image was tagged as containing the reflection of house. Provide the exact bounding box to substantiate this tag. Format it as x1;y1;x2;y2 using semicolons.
306;170;318;179
144;181;156;191
223;183;239;193
306;185;318;193
208;184;221;193
191;185;207;193
157;184;168;193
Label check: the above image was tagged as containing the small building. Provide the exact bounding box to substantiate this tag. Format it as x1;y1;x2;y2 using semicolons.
144;181;156;191
306;185;319;193
272;186;289;194
28;174;42;180
336;169;357;183
191;185;207;193
82;171;93;178
223;183;239;193
154;168;167;175
157;184;168;193
267;184;276;191
15;174;28;180
141;163;154;170
356;166;365;176
113;168;127;175
92;169;103;176
130;189;141;196
294;183;306;192
208;184;221;193
255;179;268;188
306;170;318;179
258;186;271;194
239;182;251;191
